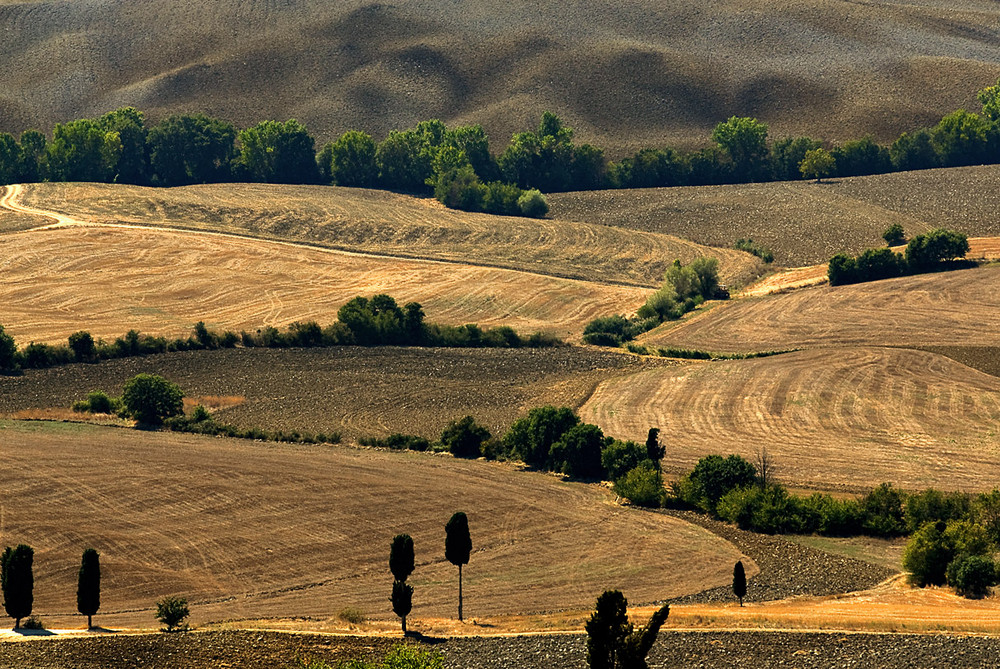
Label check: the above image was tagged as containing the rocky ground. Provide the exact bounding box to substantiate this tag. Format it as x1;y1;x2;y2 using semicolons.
5;629;1000;668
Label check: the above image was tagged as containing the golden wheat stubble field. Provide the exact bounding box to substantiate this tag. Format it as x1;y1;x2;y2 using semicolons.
580;347;1000;494
13;182;762;287
0;224;653;345
642;265;1000;354
0;421;749;629
549;166;1000;267
1;0;999;152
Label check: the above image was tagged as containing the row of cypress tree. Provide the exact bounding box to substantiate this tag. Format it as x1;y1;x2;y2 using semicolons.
1;546;100;630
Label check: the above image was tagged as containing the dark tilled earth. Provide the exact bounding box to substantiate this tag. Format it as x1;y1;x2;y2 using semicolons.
0;346;660;439
5;630;1000;669
662;510;895;604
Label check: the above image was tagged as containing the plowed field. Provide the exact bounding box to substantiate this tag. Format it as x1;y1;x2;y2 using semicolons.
549;166;1000;267
0;421;747;629
643;265;1000;353
580;347;1000;493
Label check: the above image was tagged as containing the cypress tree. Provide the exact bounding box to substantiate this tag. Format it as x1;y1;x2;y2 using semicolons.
389;534;415;633
77;548;101;629
645;428;664;470
1;544;34;629
445;512;472;621
733;560;747;607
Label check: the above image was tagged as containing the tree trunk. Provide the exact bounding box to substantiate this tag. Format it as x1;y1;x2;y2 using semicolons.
458;564;463;622
401;615;407;635
88;614;93;629
14;617;20;630
739;597;743;607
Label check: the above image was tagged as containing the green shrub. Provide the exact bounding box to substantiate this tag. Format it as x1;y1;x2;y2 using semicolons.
903;520;992;587
86;391;116;415
601;440;649;482
122;374;184;426
189;404;211;423
828;253;858;286
613;463;664;507
947;554;996;598
503;406;579;468
549;423;607;479
734;238;774;263
0;325;21;375
687;454;757;512
155;595;189;632
68;331;97;362
905;228;970;270
338;607;366;624
860;483;906;537
517;188;549;218
905;489;971;534
883;223;906;246
20;615;44;630
716;484;814;534
440;416;490;458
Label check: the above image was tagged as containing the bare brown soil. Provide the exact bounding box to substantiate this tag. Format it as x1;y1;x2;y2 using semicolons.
0;347;661;440
12;182;761;288
580;347;1000;493
0;420;747;630
642;264;1000;353
0;0;998;152
550;166;1000;267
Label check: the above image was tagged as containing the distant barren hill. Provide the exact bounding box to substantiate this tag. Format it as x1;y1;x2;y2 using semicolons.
2;0;1000;151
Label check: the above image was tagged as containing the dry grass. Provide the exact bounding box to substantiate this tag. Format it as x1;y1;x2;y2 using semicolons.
651;577;1000;634
643;264;1000;353
0;420;747;629
14;182;761;288
0;225;650;345
580;346;1000;493
550;166;1000;267
0;1;997;153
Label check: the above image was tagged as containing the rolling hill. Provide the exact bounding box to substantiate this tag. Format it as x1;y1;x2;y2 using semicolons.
0;0;999;153
0;420;746;629
549;165;1000;267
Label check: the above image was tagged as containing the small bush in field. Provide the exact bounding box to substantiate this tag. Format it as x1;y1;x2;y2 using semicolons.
155;596;189;632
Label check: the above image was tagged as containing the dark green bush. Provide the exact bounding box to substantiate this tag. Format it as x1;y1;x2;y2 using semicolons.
503;406;580;468
601;440;650;482
860;483;907;537
441;416;491;458
121;374;184;426
905;489;972;534
947;554;996;598
686;454;758;512
549;423;607;479
734;238;774;263
613;462;664;508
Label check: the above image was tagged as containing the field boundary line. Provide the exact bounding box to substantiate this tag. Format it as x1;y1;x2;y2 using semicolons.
0;184;655;290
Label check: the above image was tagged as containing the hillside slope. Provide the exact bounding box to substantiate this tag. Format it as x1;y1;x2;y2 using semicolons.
1;0;998;151
0;421;746;628
549;165;1000;267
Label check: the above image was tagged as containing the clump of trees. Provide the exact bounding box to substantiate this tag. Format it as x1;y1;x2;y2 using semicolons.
0;295;560;376
828;228;971;286
584;257;723;347
903;519;997;598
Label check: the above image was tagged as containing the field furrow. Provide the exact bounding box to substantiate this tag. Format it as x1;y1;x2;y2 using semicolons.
0;421;747;629
580;347;1000;493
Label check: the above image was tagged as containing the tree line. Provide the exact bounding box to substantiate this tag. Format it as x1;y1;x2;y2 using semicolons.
828;227;972;286
0;294;561;375
3;80;1000;217
2;545;99;630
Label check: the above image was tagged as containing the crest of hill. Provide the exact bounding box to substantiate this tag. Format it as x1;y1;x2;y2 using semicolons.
1;0;999;151
548;165;1000;267
13;181;762;288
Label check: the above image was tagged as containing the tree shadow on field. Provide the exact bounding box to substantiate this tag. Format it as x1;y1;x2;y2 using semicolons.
12;628;54;637
404;631;446;645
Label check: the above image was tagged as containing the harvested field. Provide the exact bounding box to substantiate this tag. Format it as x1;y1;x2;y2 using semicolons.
0;224;651;345
0;347;661;439
12;182;762;288
642;265;1000;353
1;0;999;153
0;420;747;629
580;347;1000;493
921;345;1000;378
549;166;1000;267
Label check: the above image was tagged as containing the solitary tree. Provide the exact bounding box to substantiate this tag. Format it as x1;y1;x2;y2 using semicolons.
155;595;189;632
389;534;415;633
644;428;663;471
883;223;906;247
441;416;490;459
733;561;747;607
77;548;101;629
799;148;836;183
121;373;184;426
1;544;34;629
445;512;472;621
